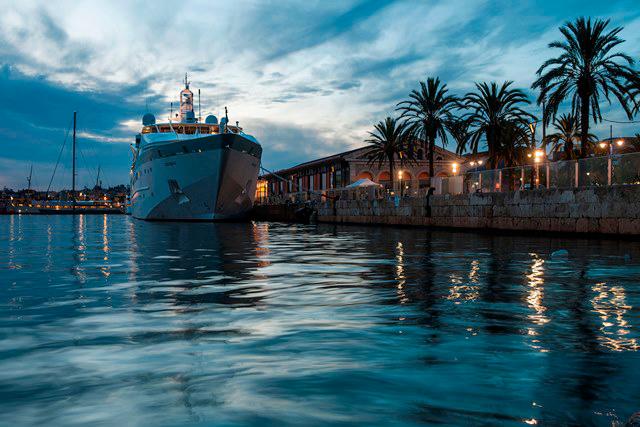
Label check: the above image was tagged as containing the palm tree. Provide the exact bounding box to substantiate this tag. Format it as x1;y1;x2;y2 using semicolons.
532;17;640;158
447;118;472;155
496;120;531;167
458;81;536;168
397;77;458;186
365;117;412;189
543;113;597;159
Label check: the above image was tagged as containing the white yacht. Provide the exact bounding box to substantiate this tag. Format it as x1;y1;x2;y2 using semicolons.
130;76;262;221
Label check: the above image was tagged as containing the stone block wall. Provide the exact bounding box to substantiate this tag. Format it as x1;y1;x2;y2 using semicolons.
317;186;640;235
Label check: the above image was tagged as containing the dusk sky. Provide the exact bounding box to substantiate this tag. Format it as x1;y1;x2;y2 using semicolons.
1;0;639;190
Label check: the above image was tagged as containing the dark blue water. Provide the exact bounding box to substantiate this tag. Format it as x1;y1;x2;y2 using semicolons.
1;215;640;426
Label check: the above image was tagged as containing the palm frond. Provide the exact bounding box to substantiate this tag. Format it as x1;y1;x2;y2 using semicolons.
532;17;640;157
459;81;536;167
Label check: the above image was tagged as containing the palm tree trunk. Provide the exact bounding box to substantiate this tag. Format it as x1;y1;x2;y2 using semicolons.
428;137;435;187
566;141;574;160
388;154;395;191
487;128;498;169
580;97;590;158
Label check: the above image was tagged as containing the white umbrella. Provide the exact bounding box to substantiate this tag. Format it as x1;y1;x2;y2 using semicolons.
345;178;382;188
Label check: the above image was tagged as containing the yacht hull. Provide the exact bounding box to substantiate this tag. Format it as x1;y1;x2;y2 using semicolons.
130;133;261;221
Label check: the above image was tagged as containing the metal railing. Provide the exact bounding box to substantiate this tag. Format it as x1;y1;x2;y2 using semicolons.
255;191;326;205
255;186;431;205
255;152;640;204
438;151;640;195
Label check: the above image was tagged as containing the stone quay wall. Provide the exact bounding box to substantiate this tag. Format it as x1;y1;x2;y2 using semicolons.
316;186;640;235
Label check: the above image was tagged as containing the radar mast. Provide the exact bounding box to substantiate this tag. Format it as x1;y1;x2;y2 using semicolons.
179;73;195;123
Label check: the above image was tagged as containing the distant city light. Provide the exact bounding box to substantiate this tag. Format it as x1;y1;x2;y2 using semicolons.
599;142;607;149
616;139;624;146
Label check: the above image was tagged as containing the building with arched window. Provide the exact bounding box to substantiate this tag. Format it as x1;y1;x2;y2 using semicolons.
259;145;464;198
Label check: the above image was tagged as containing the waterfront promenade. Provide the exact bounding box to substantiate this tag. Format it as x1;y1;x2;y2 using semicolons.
256;151;640;236
317;185;640;235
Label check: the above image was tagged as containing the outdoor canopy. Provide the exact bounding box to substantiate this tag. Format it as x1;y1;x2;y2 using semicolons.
345;178;382;188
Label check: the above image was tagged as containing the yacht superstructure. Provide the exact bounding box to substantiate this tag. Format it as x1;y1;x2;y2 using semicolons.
130;76;262;220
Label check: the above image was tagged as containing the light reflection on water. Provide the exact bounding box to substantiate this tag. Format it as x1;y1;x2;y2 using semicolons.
1;215;640;426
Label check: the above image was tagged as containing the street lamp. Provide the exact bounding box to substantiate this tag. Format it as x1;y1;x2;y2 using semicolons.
600;139;624;156
451;162;458;174
398;170;403;196
534;149;545;163
531;149;545;188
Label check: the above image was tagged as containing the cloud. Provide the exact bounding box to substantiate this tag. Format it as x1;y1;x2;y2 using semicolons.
250;119;357;171
77;131;131;144
0;0;639;189
0;66;138;189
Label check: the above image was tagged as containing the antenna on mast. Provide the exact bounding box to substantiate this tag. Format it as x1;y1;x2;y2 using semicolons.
170;102;173;121
95;165;101;189
198;89;201;123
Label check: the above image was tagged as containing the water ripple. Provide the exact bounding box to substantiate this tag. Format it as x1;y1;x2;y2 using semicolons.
1;215;640;426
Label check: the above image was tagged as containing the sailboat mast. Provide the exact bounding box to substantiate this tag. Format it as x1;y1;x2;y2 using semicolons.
27;165;33;191
72;111;77;212
96;165;101;188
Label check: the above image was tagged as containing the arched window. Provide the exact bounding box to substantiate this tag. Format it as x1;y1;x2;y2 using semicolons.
356;171;374;181
378;171;391;189
397;170;412;190
417;171;429;189
398;171;411;181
